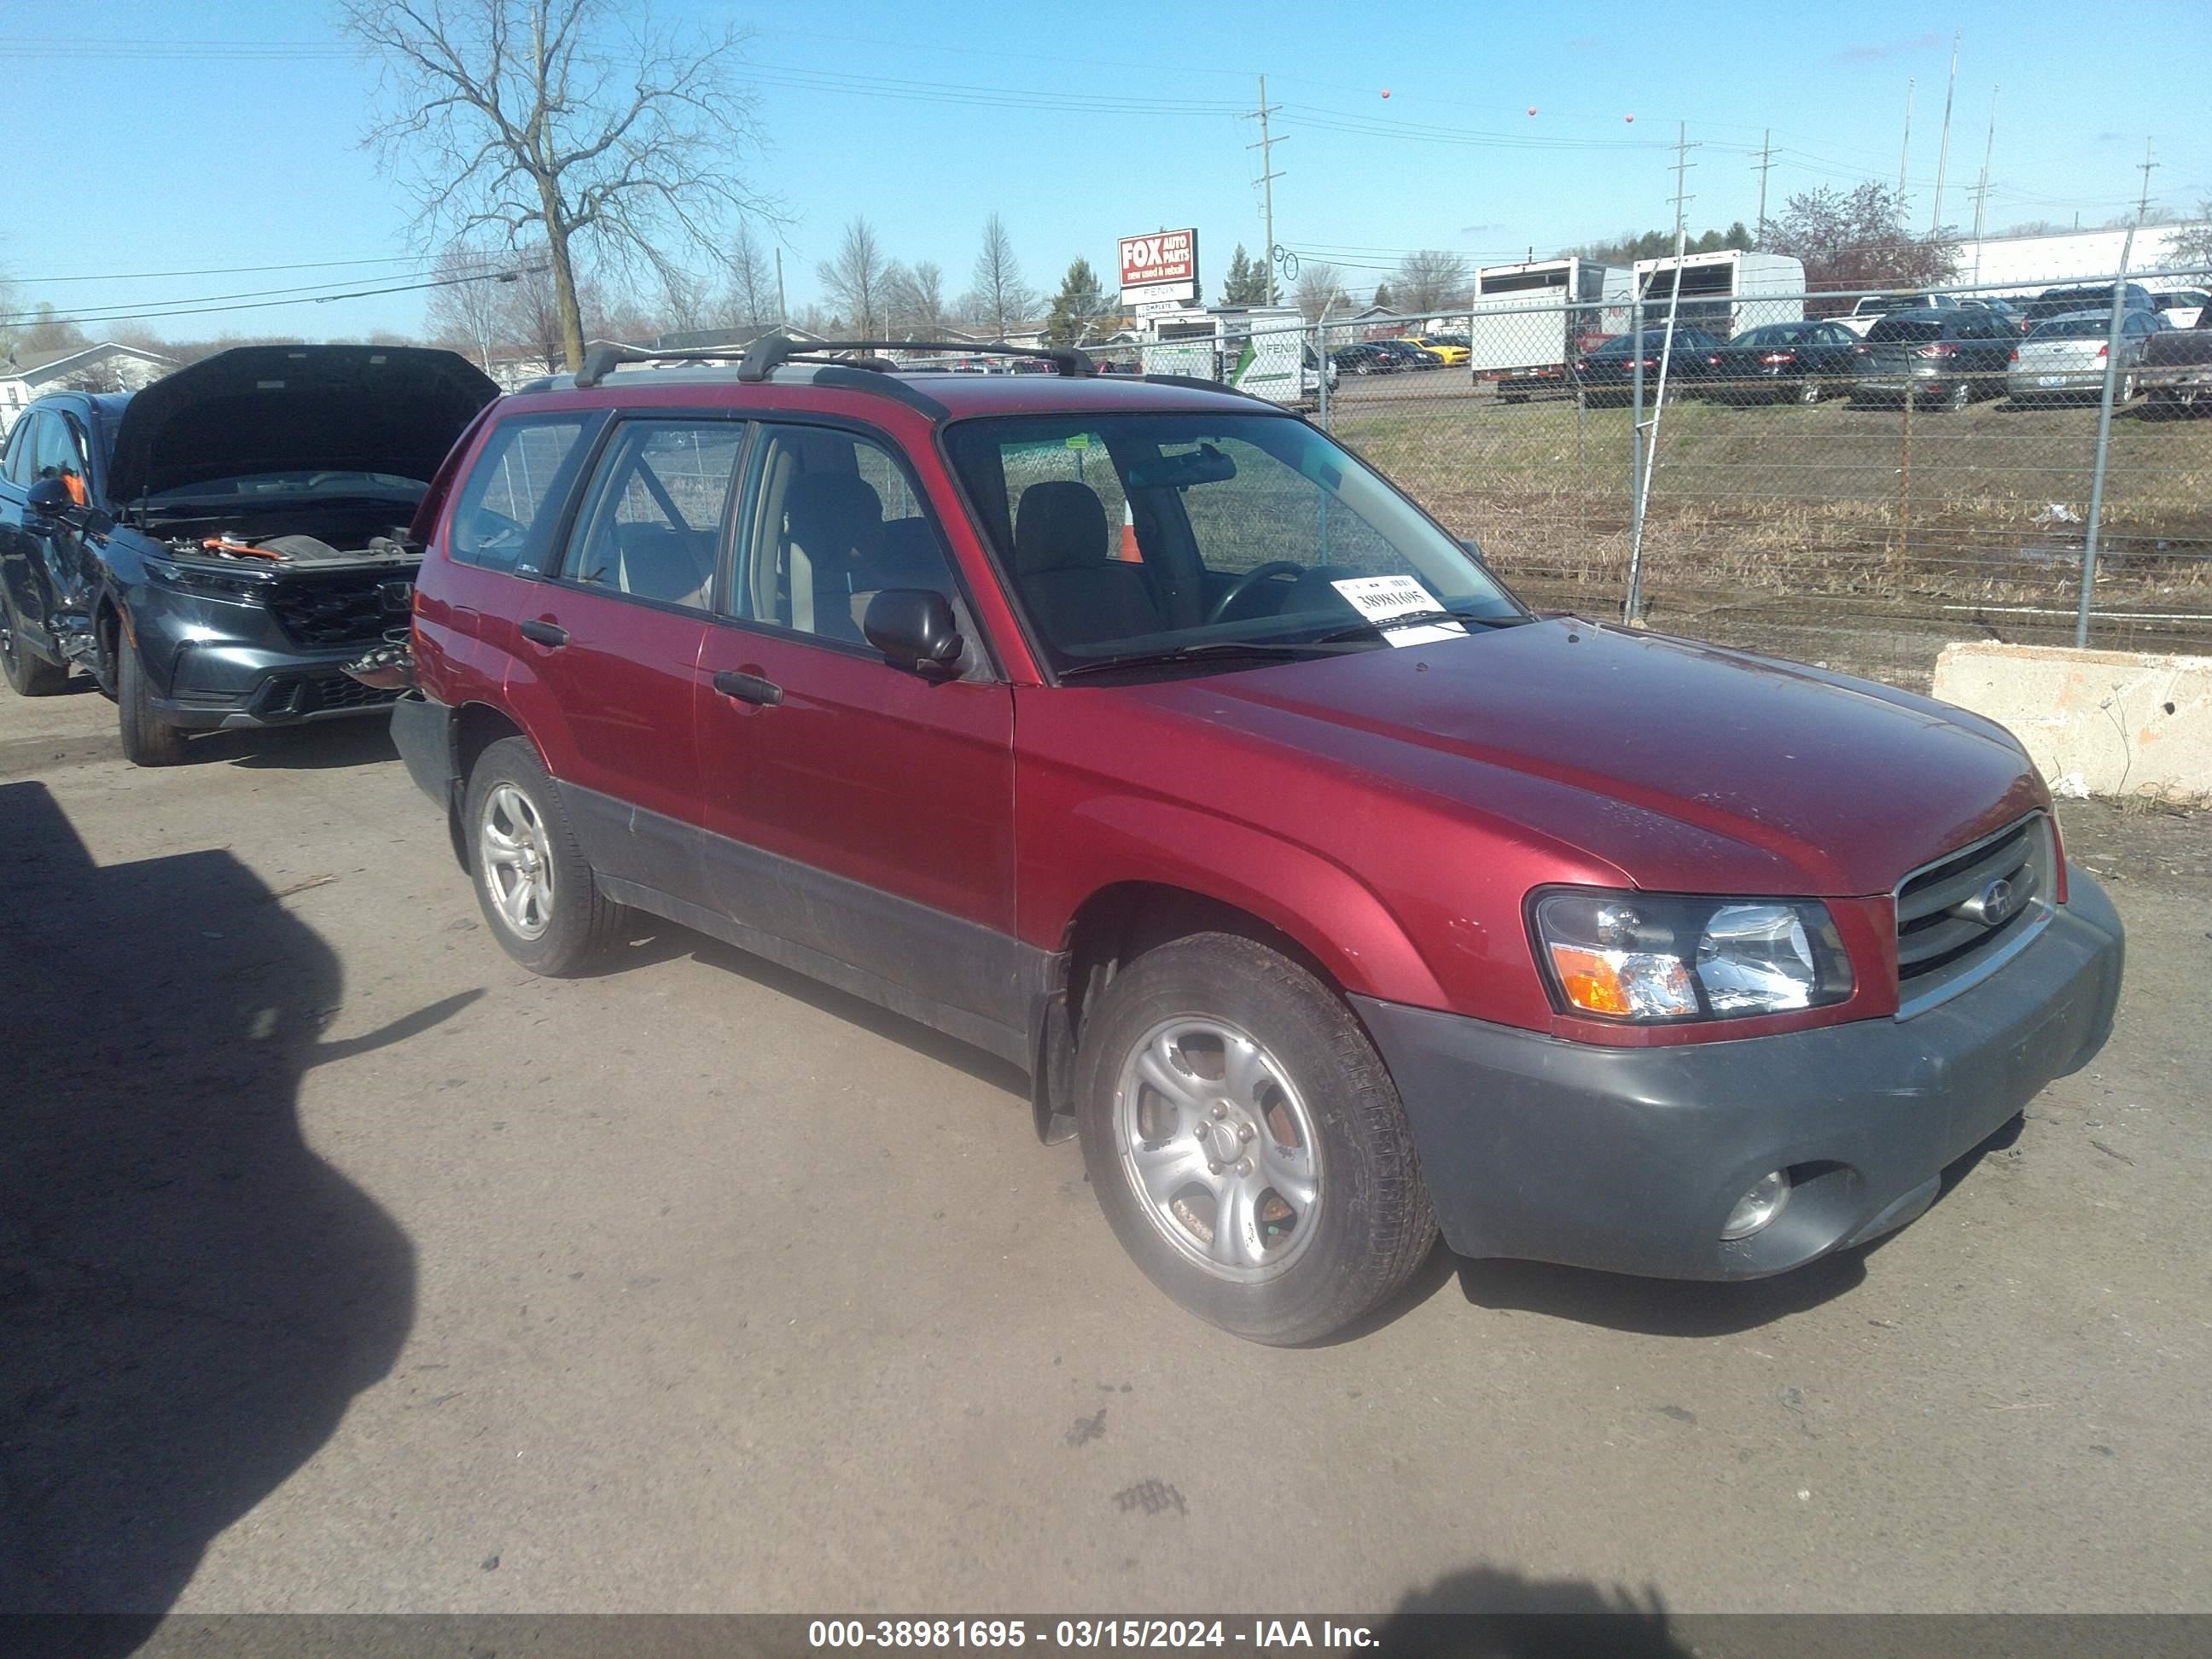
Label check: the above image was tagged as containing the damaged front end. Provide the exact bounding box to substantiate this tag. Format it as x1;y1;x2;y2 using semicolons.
342;630;416;695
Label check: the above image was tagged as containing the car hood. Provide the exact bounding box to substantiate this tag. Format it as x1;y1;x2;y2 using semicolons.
1131;618;2044;897
109;345;500;506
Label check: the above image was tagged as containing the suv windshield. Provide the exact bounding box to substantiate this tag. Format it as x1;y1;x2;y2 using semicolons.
1866;317;1947;344
943;412;1524;675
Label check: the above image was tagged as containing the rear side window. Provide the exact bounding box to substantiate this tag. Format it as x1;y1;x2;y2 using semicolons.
450;415;591;575
559;419;748;611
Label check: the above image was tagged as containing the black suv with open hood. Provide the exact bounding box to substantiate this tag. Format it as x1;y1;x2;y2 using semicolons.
0;344;497;764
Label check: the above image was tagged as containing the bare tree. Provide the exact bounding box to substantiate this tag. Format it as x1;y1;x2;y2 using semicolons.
818;218;892;336
963;213;1038;339
1390;250;1472;313
655;268;714;336
1295;261;1348;322
2168;204;2212;277
886;261;948;337
422;239;515;370
1767;183;1957;298
341;0;775;372
722;218;779;329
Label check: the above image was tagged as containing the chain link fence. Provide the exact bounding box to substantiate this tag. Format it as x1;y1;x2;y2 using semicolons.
1159;267;2212;692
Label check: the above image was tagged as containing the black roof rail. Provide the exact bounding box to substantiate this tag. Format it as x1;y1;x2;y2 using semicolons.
569;335;1095;388
736;336;1096;381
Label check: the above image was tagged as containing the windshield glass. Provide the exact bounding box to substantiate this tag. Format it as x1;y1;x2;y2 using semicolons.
146;469;426;504
1729;324;1814;348
943;412;1524;675
1866;318;1946;344
2029;313;2115;341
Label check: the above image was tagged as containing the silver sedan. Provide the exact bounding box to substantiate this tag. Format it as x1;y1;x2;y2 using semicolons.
2007;309;2160;404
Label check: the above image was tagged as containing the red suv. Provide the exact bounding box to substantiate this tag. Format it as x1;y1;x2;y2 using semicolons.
393;337;2124;1344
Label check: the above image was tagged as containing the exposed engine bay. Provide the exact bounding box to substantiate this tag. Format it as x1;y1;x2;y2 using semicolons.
160;529;420;568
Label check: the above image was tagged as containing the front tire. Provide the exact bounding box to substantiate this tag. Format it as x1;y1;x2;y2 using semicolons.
0;586;70;696
1076;932;1437;1345
116;637;188;765
463;736;626;975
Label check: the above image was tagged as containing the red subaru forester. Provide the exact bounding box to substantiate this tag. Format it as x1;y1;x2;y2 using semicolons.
393;336;2123;1344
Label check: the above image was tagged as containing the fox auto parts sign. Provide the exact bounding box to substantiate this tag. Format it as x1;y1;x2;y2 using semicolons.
1120;229;1199;302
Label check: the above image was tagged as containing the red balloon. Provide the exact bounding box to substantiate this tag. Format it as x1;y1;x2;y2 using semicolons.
1625;113;1635;123
1528;106;1538;115
1380;87;1392;98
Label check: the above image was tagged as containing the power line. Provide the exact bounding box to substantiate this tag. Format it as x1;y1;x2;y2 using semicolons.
8;255;424;287
2;265;540;334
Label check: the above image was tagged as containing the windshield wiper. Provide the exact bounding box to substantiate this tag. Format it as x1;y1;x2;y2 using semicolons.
1057;638;1360;679
1314;608;1526;643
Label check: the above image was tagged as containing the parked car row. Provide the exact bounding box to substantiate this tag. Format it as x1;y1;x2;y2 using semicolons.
1567;303;2189;412
1331;339;1447;375
0;331;2129;1348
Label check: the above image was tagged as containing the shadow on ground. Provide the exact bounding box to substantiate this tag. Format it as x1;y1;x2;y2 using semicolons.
1377;1563;1688;1656
0;780;459;1644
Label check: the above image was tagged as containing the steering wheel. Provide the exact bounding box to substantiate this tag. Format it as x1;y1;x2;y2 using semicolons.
1206;561;1307;626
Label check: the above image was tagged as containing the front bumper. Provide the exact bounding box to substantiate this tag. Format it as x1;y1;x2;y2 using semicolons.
152;639;404;729
1353;870;2123;1280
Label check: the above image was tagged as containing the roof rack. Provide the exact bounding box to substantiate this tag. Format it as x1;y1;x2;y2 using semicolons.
573;335;1094;389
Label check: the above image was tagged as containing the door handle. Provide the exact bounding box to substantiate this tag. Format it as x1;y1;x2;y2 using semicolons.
713;669;783;707
519;619;568;648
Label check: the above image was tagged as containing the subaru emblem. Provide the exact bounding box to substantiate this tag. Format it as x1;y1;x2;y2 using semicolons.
1963;876;2017;928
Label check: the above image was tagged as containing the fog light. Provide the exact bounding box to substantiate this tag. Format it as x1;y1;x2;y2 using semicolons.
1722;1170;1791;1240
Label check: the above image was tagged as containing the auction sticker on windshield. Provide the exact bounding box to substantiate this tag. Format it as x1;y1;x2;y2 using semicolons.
1330;574;1466;645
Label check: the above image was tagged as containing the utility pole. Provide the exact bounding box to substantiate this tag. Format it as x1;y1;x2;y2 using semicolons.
1970;85;1999;284
2135;140;2160;225
775;247;788;329
1627;122;1696;626
1930;32;1959;236
1753;129;1773;249
1246;74;1286;305
1898;77;1915;207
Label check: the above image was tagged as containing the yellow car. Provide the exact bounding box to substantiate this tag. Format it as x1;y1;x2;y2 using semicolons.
1399;335;1470;366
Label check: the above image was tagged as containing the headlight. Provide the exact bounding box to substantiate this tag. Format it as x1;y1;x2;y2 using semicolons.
1532;890;1854;1023
143;555;274;604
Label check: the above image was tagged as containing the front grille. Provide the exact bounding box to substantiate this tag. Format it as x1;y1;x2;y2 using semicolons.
266;573;413;648
250;672;403;719
1894;813;2055;1014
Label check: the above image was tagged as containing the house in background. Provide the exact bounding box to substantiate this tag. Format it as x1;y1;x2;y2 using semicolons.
1;342;178;434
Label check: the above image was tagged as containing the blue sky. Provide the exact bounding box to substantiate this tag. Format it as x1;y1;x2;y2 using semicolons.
3;0;2204;343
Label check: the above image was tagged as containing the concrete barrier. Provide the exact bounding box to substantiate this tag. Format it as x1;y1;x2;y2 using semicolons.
1931;642;2212;804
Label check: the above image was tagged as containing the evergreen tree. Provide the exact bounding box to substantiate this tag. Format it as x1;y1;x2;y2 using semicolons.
1045;256;1111;346
1220;244;1270;306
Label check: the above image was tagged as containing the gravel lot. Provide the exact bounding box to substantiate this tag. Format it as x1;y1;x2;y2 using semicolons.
3;683;2208;1627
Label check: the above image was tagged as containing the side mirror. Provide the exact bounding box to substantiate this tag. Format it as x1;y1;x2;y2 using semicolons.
25;478;76;521
1459;538;1489;566
863;588;963;673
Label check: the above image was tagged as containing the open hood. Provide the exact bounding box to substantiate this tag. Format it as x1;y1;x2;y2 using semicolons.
109;345;499;507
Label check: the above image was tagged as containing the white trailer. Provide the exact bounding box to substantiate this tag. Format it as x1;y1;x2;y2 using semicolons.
1630;250;1806;338
1137;306;1324;405
1467;258;1614;398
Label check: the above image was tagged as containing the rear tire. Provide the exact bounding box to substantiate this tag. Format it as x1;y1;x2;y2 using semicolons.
463;736;626;976
1941;379;1972;413
116;637;188;765
1798;378;1825;405
0;586;70;696
1076;932;1437;1345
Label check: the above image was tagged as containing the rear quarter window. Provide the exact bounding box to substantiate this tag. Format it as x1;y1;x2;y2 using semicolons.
449;414;594;575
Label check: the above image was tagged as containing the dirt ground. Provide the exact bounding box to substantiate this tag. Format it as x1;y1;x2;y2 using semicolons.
2;681;2208;1633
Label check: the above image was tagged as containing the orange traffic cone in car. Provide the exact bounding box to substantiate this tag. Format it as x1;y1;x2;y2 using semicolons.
1117;501;1141;562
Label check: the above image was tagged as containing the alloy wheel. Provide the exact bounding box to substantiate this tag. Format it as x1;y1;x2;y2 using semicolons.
480;783;556;940
1114;1016;1323;1284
